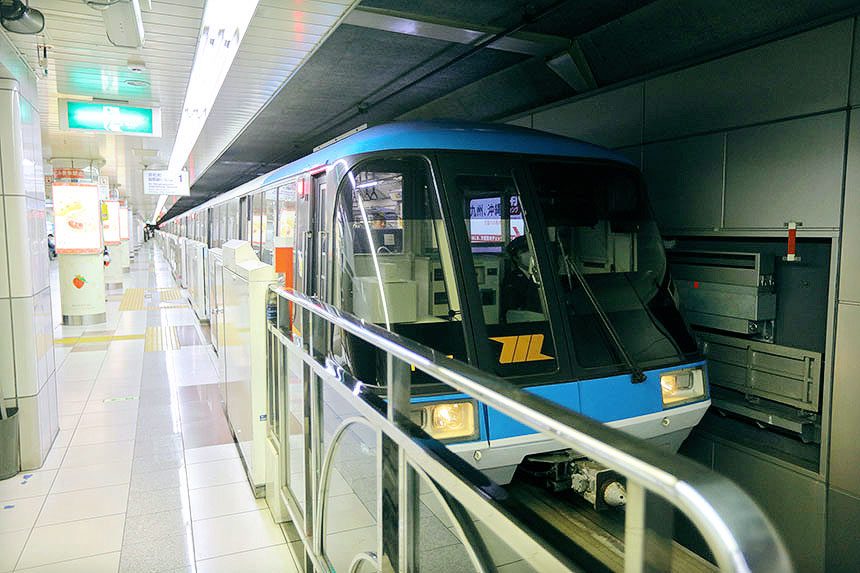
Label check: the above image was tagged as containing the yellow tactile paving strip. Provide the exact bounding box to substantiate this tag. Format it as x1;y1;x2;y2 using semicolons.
158;288;182;301
55;334;146;346
119;288;145;311
144;326;180;351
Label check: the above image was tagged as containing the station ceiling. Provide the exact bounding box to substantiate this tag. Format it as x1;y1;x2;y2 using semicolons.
6;1;858;222
163;0;860;220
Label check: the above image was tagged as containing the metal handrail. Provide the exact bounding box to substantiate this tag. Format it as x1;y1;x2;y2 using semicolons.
270;284;792;573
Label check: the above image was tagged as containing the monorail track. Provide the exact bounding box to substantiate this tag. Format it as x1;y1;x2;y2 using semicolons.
505;481;717;573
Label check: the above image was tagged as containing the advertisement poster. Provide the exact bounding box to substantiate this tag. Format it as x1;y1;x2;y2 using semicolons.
102;200;121;245
54;183;103;254
119;206;130;240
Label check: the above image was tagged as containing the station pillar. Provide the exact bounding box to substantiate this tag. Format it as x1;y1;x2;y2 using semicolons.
103;245;124;289
58;254;106;325
0;75;59;470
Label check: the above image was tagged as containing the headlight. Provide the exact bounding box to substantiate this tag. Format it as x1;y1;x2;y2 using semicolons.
412;400;478;441
660;367;705;407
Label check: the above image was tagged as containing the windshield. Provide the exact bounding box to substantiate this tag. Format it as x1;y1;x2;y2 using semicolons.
528;160;697;371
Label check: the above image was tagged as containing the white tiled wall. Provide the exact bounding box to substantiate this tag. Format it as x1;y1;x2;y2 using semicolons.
0;79;57;470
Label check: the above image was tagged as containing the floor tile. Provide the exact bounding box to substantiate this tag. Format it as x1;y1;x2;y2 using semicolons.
192;509;285;561
51;460;132;493
76;411;137;429
52;430;73;449
129;466;188;493
126;486;189;517
39;447;66;471
119;530;195;572
324;493;376;534
180;418;233;449
323;525;377;573
62;441;134;468
0;471;57;500
0;529;29;572
123;508;192;544
189;482;266;521
59;401;86;417
71;423;137;447
132;449;185;474
17;514;125;570
0;495;45;533
186;458;246;490
37;483;129;526
183;444;239;466
196;544;297;573
15;552;121;573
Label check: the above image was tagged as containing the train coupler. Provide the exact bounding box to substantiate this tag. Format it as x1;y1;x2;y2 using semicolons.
571;460;626;510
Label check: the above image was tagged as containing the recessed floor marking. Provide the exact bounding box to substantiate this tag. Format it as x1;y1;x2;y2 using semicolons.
55;333;146;346
119;288;145;311
144;326;180;351
159;288;182;301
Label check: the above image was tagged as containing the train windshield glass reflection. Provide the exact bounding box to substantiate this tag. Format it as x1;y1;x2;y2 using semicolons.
529;161;697;372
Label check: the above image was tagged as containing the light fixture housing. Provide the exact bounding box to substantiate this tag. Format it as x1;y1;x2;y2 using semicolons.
167;0;260;176
86;0;145;48
0;0;45;34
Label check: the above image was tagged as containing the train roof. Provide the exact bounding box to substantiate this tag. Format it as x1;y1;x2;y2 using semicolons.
172;121;634;219
261;120;633;185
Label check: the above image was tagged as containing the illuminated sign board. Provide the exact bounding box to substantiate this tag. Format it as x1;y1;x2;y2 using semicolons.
54;183;103;254
102;200;122;245
119;206;130;240
60;100;162;137
143;169;190;196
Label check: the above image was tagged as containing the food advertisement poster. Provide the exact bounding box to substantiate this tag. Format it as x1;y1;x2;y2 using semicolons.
54;183;103;254
103;200;121;245
119;206;130;240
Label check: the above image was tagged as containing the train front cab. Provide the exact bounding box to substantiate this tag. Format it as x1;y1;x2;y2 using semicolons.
317;148;710;489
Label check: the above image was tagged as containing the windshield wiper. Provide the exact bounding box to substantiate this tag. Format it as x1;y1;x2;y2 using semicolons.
558;241;646;383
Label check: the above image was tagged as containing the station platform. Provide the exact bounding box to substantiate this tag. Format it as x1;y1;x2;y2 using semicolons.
0;245;298;573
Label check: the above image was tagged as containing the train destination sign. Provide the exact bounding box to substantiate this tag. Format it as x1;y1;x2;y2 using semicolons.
143;170;190;196
60;100;162;137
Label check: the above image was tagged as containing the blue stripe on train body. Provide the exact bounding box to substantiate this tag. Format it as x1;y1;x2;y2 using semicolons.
262;120;634;186
411;360;707;444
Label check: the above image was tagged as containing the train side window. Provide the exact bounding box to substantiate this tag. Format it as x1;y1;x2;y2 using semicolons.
331;157;465;385
277;182;297;244
251;191;265;256
459;175;558;376
261;187;277;264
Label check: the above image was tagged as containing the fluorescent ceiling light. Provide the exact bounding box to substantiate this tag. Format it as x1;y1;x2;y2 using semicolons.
167;0;260;176
152;193;168;223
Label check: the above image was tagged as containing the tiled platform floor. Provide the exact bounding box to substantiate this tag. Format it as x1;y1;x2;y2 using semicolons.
0;245;298;572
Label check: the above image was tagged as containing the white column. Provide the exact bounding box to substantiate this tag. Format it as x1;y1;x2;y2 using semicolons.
0;78;58;470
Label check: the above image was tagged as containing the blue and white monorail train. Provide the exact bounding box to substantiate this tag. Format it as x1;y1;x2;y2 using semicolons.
161;121;709;498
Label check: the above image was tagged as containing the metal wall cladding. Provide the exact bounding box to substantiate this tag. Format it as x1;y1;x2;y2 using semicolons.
724;112;847;230
531;82;644;149
643;19;853;142
713;442;827;573
831;302;860;498
840;114;860;303
644;133;724;231
826;487;860;573
851;21;860;106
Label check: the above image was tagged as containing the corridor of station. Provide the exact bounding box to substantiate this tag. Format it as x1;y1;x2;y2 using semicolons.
0;245;297;573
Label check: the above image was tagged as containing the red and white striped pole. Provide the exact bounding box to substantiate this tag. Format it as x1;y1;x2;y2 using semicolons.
784;221;801;262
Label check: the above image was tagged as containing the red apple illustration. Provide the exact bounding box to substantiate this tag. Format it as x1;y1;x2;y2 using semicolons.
72;275;86;289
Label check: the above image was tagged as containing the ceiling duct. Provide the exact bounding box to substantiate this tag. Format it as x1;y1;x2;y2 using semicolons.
546;40;597;93
85;0;145;48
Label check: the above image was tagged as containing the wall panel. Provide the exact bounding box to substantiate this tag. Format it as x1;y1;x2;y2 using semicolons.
714;443;826;573
840;113;860;303
724;112;846;230
644;133;724;231
644;20;852;141
830;302;860;497
531;83;643;148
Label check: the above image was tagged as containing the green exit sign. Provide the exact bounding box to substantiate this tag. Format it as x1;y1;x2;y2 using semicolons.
61;100;162;137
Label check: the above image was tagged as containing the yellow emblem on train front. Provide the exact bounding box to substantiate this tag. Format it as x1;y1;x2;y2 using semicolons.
490;334;553;364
